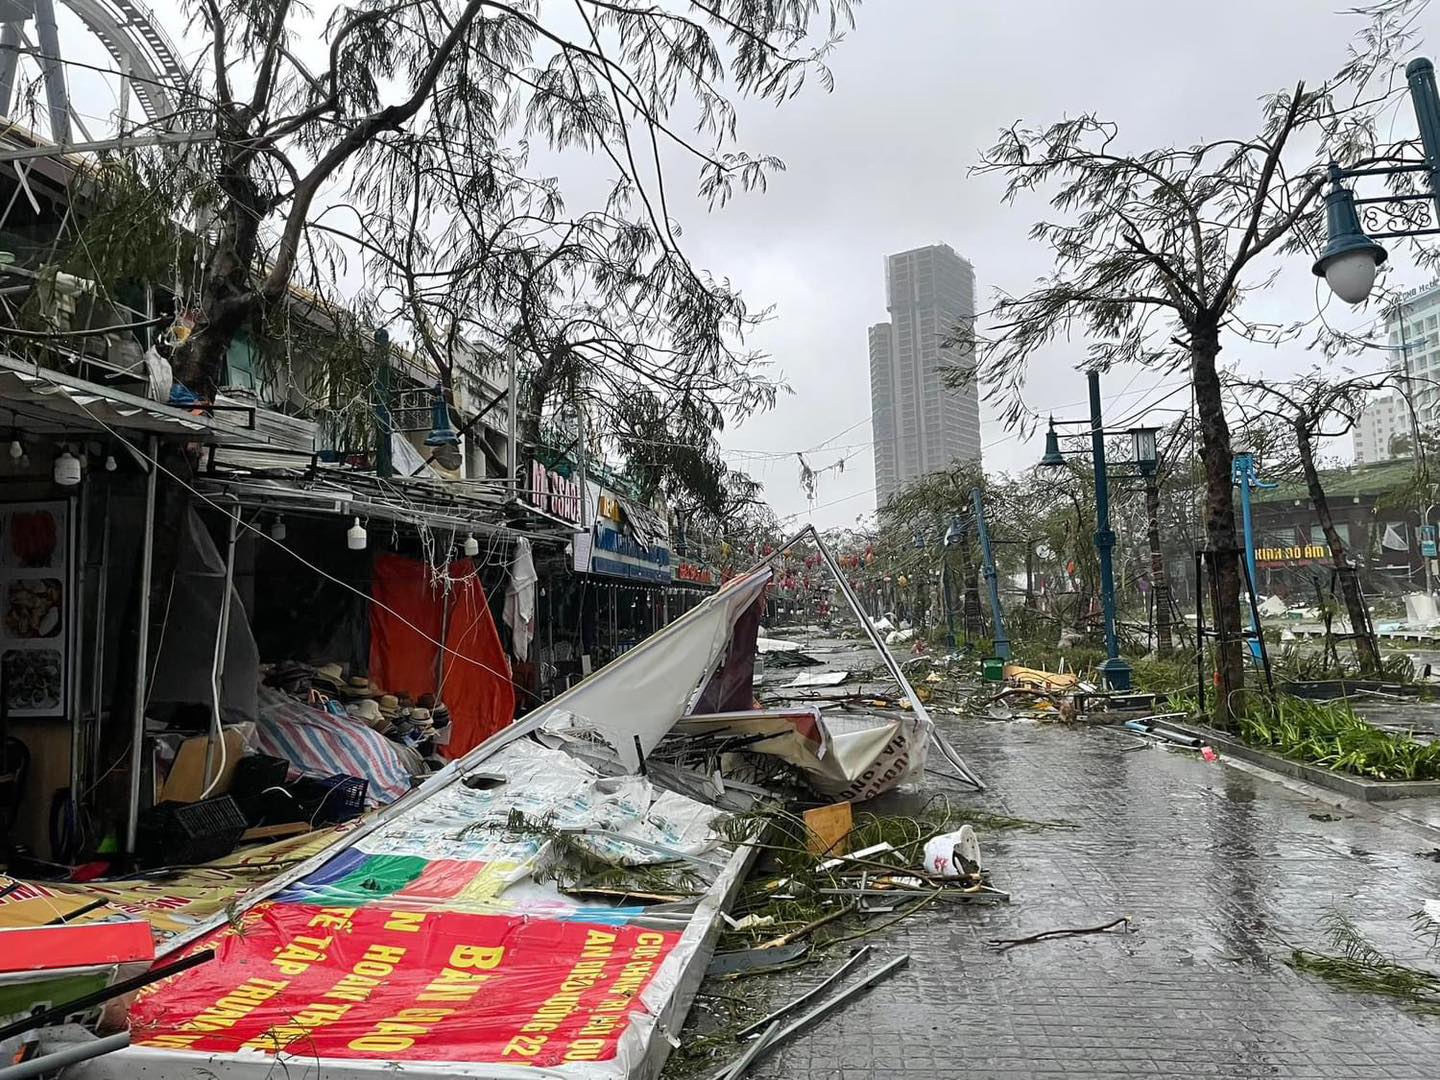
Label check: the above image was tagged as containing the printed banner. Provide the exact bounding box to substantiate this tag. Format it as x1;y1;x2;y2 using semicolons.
130;901;678;1067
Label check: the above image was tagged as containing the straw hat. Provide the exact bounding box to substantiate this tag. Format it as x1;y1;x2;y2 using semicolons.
347;698;388;730
378;694;400;717
312;662;344;689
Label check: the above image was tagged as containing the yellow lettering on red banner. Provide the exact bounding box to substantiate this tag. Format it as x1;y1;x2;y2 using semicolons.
502;1033;548;1058
348;1007;452;1054
449;944;504;969
383;910;426;933
174;977;290;1034
308;908;357;931
418;966;492;1003
241;1001;354;1052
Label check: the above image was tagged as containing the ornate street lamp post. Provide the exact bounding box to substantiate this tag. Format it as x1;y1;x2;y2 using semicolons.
1314;58;1440;303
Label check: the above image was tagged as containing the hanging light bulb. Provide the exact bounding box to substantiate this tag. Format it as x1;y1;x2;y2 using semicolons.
270;514;287;541
463;533;479;557
8;437;21;461
104;452;117;472
347;516;367;550
53;447;81;486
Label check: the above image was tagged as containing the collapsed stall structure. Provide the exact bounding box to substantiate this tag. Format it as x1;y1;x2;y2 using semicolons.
16;528;979;1080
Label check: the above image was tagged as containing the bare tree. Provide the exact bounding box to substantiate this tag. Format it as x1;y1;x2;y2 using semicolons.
1235;371;1399;674
961;8;1423;725
158;0;856;438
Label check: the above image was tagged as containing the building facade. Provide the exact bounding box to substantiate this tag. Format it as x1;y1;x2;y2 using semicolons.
868;244;981;507
1353;391;1411;464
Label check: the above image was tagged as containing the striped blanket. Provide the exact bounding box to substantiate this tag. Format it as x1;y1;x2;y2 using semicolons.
253;686;420;805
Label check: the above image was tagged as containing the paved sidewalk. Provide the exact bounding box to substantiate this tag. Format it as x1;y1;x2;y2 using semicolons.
748;716;1440;1079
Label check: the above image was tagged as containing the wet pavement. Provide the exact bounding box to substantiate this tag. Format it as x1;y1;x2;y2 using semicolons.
744;712;1440;1079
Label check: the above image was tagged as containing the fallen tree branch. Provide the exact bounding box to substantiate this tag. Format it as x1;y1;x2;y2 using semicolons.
986;916;1132;952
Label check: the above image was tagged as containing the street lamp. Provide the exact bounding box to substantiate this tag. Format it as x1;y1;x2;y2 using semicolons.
942;515;962;650
1039;372;1155;690
1314;57;1440;304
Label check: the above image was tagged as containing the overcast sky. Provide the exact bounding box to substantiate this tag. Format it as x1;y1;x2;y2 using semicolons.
661;0;1433;528
39;0;1435;526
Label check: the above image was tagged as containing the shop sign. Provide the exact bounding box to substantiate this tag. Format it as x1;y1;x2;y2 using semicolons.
588;525;670;584
673;561;715;586
596;493;623;522
528;461;581;524
1255;543;1331;566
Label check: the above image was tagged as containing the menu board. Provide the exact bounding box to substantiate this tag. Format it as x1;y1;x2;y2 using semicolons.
0;501;67;717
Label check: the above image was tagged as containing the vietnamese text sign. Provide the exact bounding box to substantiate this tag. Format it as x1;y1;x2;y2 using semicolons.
130;901;678;1067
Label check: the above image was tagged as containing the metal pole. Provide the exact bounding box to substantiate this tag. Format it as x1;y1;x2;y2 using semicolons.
65;489;81;849
507;342;518;497
1088;371;1130;690
31;0;70;145
1406;57;1440;221
89;484;111;785
575;403;589;528
942;556;956;651
1195;550;1206;716
1233;453;1263;661
0;1033;130;1080
971;487;1010;660
0;23;21;118
1143;468;1172;656
374;329;393;479
124;436;158;855
1396;304;1434;601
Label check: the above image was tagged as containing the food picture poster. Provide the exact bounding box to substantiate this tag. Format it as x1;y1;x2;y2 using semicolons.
0;501;67;717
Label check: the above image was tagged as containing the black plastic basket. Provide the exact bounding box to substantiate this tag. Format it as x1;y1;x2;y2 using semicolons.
292;774;368;824
137;795;248;867
231;754;290;799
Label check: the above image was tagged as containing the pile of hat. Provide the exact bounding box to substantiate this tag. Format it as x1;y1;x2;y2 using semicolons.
262;660;451;769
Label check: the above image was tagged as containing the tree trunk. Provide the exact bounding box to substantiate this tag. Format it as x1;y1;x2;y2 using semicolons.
1145;473;1173;657
1191;324;1245;728
518;344;565;483
1295;416;1382;676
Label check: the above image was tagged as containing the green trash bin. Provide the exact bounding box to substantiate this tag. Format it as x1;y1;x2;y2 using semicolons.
981;657;1005;683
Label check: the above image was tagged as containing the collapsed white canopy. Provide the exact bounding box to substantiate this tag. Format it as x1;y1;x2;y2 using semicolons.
532;566;773;769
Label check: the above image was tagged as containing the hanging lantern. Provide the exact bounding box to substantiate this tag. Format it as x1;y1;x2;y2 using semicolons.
347;516;368;550
463;533;479;557
53;447;80;486
270;515;287;541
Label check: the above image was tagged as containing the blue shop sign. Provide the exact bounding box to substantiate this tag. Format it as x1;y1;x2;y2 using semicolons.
590;524;672;584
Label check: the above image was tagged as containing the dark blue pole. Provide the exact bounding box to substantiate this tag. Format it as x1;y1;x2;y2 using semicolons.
971;487;1011;661
1407;58;1440;220
1090;370;1131;690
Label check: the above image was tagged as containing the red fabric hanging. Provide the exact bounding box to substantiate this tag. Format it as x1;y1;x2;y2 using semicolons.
369;554;514;760
441;559;515;758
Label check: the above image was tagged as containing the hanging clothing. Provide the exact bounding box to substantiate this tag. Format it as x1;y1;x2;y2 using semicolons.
504;538;538;662
369;554;515;759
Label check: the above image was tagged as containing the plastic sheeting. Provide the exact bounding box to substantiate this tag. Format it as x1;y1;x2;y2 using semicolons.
147;505;259;723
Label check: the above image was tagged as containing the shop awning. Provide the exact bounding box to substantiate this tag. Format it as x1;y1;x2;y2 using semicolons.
0;356;264;444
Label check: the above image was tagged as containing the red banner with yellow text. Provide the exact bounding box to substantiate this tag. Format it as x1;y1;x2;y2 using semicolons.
129;901;678;1068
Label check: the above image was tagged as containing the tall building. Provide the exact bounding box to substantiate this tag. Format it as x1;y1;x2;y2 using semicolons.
1353;391;1410;464
869;244;981;507
1386;281;1440;431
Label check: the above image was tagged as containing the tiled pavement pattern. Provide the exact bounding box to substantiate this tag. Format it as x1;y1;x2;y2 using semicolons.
739;717;1440;1079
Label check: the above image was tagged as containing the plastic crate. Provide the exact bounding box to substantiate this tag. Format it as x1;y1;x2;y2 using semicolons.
137;795;248;867
292;774;368;824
